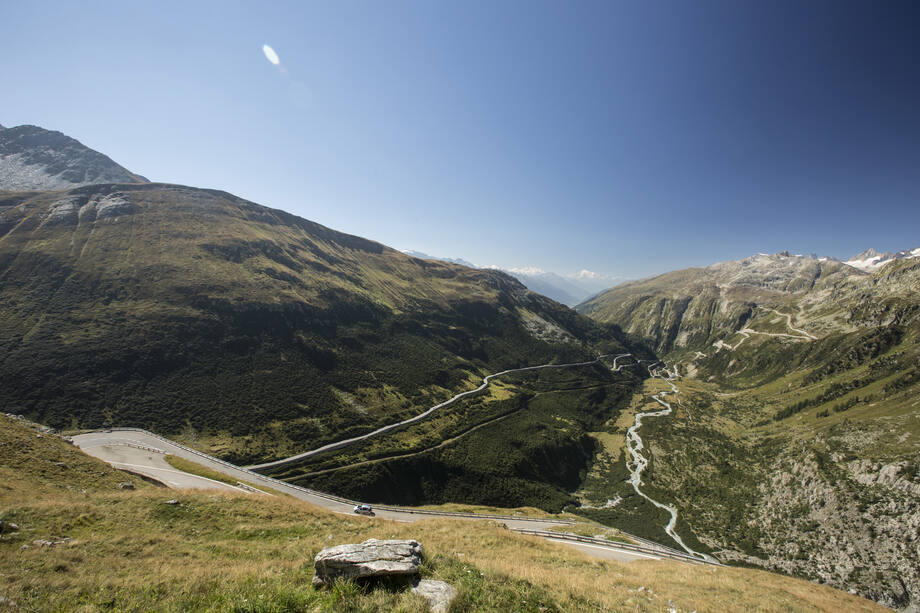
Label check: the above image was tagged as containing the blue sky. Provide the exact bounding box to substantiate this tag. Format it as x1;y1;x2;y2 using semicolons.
3;1;918;279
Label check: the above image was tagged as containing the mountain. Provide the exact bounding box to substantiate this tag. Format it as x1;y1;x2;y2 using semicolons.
0;125;647;516
501;269;582;306
399;249;477;268
576;251;920;609
577;252;860;355
0;182;635;460
0;124;147;190
493;268;620;306
397;252;623;306
845;246;920;272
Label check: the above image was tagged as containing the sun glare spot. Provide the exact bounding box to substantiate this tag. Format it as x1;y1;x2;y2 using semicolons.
262;44;280;66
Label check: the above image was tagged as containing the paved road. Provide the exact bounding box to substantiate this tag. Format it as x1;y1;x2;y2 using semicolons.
86;444;249;493
71;429;678;564
542;538;663;562
247;354;632;471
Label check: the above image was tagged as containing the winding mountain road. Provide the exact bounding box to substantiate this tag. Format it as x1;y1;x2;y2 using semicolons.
70;353;721;566
713;307;817;351
247;354;632;471
71;427;713;566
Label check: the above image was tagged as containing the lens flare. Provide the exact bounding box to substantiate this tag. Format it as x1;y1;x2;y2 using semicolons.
262;44;280;66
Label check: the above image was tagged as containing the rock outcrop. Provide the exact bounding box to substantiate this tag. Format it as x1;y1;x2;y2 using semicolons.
312;539;423;586
0;124;148;190
411;579;457;613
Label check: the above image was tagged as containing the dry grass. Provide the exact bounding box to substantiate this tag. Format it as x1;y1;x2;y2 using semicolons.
0;416;887;612
1;487;887;612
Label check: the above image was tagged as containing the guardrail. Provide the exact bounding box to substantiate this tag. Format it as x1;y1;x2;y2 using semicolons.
512;529;722;566
370;505;576;524
95;428;577;524
80;427;723;565
120;442;165;454
615;530;690;556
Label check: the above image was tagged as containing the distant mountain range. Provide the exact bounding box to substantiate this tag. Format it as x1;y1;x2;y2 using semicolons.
400;250;622;306
400;250;477;269
845;246;920;272
402;246;920;305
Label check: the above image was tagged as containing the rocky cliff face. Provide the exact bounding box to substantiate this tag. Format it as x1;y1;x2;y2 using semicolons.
0;124;148;190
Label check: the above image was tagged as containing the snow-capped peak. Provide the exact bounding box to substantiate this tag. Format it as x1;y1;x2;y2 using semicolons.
845;247;920;272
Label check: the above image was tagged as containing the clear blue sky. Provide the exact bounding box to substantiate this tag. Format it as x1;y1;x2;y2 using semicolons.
3;1;918;279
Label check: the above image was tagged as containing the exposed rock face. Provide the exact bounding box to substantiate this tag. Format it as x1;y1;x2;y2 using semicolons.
312;539;422;586
0;125;147;190
412;579;457;613
714;446;920;611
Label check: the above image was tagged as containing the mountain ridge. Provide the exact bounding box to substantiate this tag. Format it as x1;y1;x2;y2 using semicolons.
0;124;148;190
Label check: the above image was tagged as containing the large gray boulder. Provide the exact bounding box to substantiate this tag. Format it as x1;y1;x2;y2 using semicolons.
412;579;457;613
313;538;422;586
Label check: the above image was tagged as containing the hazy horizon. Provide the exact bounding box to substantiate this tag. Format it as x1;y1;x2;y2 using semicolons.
3;1;918;279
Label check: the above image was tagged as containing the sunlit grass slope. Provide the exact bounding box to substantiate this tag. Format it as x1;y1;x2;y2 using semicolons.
0;416;885;612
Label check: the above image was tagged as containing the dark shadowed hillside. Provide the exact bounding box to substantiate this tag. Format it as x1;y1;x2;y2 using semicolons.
0;181;636;464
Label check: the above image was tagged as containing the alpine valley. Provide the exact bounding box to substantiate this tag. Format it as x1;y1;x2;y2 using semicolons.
578;251;920;610
1;124;917;611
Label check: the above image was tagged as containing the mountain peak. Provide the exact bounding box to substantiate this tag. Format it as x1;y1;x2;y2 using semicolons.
852;248;882;260
846;246;920;272
0;124;148;191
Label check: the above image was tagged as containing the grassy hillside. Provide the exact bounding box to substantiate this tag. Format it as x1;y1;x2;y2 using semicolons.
575;255;920;609
265;362;644;512
0;183;633;463
0;414;887;612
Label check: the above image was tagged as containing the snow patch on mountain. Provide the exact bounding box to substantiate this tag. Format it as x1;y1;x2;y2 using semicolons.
845;247;920;272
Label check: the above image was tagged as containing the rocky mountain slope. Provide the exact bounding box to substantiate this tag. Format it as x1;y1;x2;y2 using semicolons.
576;251;920;610
0;124;147;190
578;252;862;355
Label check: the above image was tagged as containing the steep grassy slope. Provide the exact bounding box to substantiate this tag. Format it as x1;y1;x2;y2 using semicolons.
576;254;920;609
0;182;632;463
0;415;887;612
265;362;644;512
